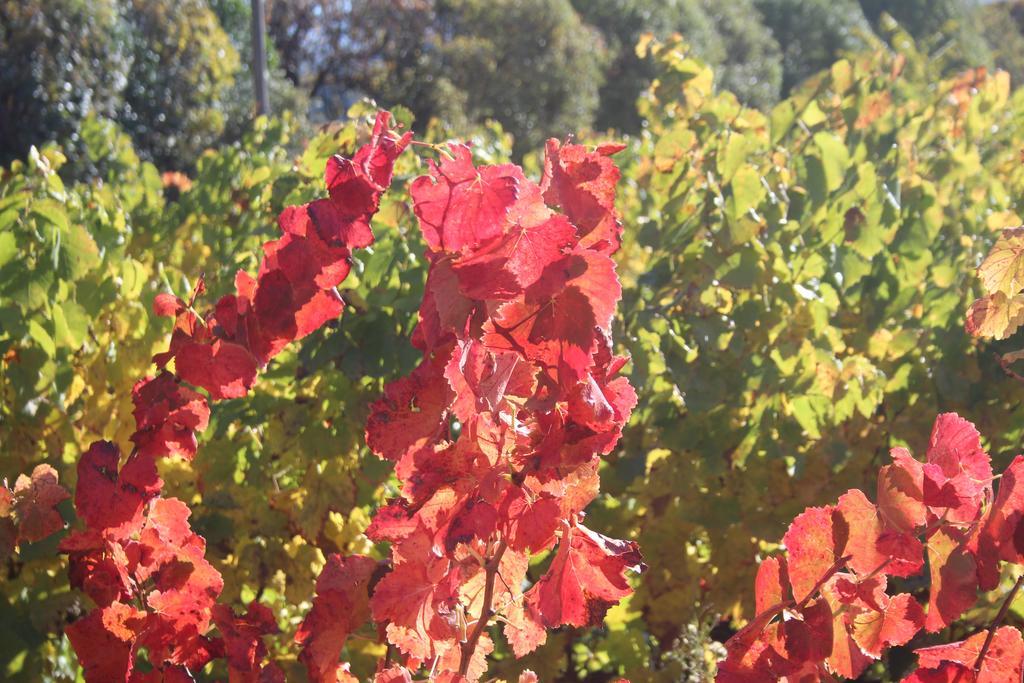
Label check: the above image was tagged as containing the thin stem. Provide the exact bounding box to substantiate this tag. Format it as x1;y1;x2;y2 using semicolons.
459;539;508;676
973;574;1024;675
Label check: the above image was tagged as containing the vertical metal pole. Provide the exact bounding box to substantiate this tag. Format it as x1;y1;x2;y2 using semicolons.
251;0;270;116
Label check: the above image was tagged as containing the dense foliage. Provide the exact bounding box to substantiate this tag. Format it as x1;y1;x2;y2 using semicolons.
611;37;1024;675
0;0;243;170
5;20;1024;683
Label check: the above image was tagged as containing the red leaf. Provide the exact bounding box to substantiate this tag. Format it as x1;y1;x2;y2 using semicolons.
484;250;620;383
835;489;890;576
877;446;926;534
904;663;977;682
415;257;477;352
12;463;68;543
925;527;978;632
540;139;623;254
503;599;547;658
73;442;159;538
778;598;834;666
318;110;411;250
131;372;210;460
818;574;874;679
153;293;184;318
781;505;846;603
914;626;1024;682
754;556;789;616
365;354;453;464
451;212;577;300
174;338;259;400
296;554;377;683
501;489;561;553
851;592;925;657
527;523;645;628
370;551;460;660
982;455;1024;565
374;666;413;683
212;602;279;678
444;340;522;421
411;144;520;253
65;602;146;683
924;413;992;523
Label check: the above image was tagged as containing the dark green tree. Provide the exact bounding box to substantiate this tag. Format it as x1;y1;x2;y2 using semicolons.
119;0;240;170
266;0;440;123
209;0;310;145
979;1;1024;87
572;0;716;131
755;0;873;93
699;0;783;110
433;0;608;155
859;0;992;69
575;0;782;131
0;0;131;167
267;0;607;157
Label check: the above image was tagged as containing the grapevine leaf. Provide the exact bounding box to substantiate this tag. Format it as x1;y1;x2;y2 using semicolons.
540;139;623;254
527;523;645;628
295;554;377;683
411;144;520;254
978;227;1024;296
11;463;69;543
781;505;846;603
913;626;1024;683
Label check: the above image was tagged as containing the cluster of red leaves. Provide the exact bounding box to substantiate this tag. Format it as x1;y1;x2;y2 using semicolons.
294;140;645;681
60;112;411;682
719;412;1024;682
0;463;70;559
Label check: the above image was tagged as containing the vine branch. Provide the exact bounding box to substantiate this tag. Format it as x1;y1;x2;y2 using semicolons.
973;574;1024;675
459;538;509;676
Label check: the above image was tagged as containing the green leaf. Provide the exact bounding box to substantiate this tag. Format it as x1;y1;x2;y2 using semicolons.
727;165;765;220
789;395;825;439
812;132;849;193
27;320;55;358
53;300;89;349
0;231;15;269
31;199;69;234
60;223;101;279
120;258;147;300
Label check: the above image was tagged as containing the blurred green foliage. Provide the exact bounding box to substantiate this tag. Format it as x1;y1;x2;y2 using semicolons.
0;0;133;167
119;0;240;169
433;0;608;156
756;0;873;94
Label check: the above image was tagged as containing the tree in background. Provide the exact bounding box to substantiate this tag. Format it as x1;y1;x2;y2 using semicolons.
119;0;240;170
6;0;1024;174
572;0;720;132
209;0;309;149
266;0;439;124
575;0;785;132
0;0;242;172
980;0;1024;88
860;0;993;69
0;0;131;167
755;0;872;94
267;0;606;157
433;0;607;156
697;0;783;111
